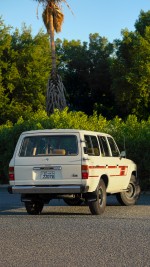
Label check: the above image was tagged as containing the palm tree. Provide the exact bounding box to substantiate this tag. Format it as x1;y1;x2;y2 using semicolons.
34;0;70;115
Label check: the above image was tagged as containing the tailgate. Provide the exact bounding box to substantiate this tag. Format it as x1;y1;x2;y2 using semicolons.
14;133;82;186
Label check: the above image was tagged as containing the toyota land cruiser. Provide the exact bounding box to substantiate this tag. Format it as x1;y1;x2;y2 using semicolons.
8;129;140;215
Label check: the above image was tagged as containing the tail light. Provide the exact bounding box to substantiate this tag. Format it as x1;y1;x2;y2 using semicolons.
9;167;15;181
82;165;89;179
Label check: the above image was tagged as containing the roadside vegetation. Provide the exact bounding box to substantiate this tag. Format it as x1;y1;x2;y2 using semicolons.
0;108;150;189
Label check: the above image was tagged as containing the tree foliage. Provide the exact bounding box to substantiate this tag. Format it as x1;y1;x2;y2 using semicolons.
135;10;150;36
1;10;150;121
111;11;150;119
0;18;51;123
56;34;114;117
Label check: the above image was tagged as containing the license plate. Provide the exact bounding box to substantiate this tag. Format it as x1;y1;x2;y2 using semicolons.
40;171;55;179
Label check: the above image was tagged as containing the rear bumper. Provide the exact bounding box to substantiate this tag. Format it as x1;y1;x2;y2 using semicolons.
8;185;88;194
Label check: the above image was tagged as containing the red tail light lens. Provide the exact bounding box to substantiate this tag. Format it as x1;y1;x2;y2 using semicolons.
9;167;15;181
82;165;89;179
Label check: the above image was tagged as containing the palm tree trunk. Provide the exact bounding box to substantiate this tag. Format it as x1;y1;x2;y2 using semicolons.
46;74;66;115
46;5;67;115
48;11;56;79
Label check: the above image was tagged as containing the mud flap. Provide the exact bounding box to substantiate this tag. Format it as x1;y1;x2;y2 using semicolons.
84;192;97;203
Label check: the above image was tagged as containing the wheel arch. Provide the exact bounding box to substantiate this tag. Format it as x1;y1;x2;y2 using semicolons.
132;170;137;178
100;174;109;190
131;170;140;185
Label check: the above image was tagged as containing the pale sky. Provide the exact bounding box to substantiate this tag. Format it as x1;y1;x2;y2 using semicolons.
1;0;150;42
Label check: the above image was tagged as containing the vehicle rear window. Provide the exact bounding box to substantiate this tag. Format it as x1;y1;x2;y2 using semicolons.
19;135;78;157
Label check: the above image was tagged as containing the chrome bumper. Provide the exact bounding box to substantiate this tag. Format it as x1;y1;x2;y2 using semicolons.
8;185;88;194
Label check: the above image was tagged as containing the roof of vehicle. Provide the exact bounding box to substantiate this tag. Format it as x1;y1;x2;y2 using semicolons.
20;129;112;137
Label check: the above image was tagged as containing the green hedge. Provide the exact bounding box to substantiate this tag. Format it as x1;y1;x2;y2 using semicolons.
0;108;150;190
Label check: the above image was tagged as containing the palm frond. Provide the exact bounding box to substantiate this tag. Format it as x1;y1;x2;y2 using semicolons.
42;6;51;33
53;4;64;33
42;3;64;33
61;0;74;16
37;0;74;17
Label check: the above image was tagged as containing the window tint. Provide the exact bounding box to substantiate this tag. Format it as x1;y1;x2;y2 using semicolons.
107;137;120;157
84;135;100;156
84;135;92;152
19;135;78;157
98;136;110;156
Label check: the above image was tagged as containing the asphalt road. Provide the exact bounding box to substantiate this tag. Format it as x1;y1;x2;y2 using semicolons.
0;188;150;267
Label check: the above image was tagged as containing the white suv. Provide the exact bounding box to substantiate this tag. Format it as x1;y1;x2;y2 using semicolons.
8;129;140;215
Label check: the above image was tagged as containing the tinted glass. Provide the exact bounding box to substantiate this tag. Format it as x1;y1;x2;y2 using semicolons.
98;136;110;156
107;137;120;157
19;135;78;157
84;135;100;156
91;136;100;156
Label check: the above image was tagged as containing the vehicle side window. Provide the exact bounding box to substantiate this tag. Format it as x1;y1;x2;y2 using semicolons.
84;135;100;156
84;135;92;154
91;136;100;156
107;137;120;157
98;136;110;157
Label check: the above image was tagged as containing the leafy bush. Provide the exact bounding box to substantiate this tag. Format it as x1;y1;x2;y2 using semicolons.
0;108;149;190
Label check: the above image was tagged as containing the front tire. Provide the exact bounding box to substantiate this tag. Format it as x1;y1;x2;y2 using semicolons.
116;175;141;206
25;201;44;215
89;179;106;215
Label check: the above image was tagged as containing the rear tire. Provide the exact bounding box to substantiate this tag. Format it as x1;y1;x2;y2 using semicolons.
116;175;141;206
25;201;44;215
63;197;83;206
89;179;106;215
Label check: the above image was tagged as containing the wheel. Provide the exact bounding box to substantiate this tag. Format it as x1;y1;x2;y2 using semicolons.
63;197;83;206
89;179;107;215
116;175;141;206
25;201;44;215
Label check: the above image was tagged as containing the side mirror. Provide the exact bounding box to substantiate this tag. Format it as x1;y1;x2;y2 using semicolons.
120;151;126;159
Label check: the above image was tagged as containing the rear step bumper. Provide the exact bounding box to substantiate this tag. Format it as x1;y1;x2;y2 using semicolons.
8;185;88;194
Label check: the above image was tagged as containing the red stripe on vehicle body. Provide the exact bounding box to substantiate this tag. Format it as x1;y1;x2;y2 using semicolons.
89;166;105;169
89;166;118;169
110;166;128;176
88;165;128;177
108;166;117;169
